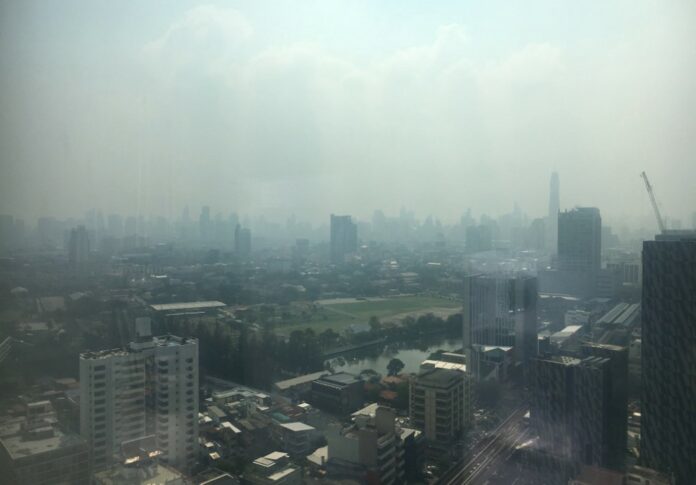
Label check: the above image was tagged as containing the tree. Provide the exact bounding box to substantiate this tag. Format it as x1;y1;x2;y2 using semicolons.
368;316;382;333
387;358;405;376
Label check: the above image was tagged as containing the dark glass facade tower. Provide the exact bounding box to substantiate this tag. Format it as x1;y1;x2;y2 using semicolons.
531;353;623;470
330;214;358;263
558;207;601;273
641;232;696;485
581;343;628;471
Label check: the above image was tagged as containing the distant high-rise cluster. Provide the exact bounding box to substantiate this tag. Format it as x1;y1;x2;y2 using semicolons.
330;214;357;263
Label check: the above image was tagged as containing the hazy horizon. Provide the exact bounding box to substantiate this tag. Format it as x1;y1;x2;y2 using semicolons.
2;0;695;226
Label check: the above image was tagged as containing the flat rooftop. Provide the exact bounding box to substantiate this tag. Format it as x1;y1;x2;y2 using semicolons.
94;461;184;484
316;372;361;386
420;359;466;373
274;371;329;391
280;422;315;432
81;334;197;359
150;301;226;312
0;417;86;461
414;367;463;386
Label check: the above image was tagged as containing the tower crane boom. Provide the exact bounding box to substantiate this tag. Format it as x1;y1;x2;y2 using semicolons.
640;171;666;234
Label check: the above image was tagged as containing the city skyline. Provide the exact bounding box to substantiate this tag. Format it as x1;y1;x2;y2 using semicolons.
2;1;696;222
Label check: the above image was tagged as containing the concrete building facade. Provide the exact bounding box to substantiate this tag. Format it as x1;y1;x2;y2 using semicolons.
409;368;471;447
0;401;90;485
80;318;199;474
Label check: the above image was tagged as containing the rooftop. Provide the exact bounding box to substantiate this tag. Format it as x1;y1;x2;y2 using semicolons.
80;334;197;360
150;301;226;312
414;367;463;387
273;371;329;391
654;230;696;241
351;402;380;419
93;461;184;485
279;422;315;432
316;372;361;386
0;416;86;461
267;467;297;482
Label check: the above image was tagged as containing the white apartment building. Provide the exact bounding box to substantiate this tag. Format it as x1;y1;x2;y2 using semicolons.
80;318;198;474
410;367;472;447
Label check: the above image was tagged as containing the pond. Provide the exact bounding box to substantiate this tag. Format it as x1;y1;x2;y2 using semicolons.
326;337;462;376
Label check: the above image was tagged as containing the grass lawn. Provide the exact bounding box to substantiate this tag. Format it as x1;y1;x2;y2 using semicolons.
274;295;461;337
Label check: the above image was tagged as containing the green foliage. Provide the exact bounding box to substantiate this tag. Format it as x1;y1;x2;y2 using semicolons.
387;358;405;376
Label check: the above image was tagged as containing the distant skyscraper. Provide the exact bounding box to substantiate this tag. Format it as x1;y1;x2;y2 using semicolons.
463;274;537;377
558;207;601;273
80;318;199;474
199;205;211;242
547;172;560;254
234;224;251;256
640;231;696;485
330;214;357;263
68;225;90;266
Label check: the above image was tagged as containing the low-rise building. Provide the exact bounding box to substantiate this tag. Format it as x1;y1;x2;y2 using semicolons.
246;451;302;485
326;406;422;485
310;373;364;415
272;371;329;399
276;421;317;457
0;401;90;485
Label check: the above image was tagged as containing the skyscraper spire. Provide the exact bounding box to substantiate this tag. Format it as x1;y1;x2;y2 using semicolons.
547;172;560;254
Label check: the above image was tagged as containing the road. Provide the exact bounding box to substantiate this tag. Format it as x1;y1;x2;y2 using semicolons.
439;406;528;485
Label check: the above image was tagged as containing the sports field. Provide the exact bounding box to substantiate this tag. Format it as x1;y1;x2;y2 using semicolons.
275;295;461;336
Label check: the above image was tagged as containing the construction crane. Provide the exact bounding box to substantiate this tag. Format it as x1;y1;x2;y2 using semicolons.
640;171;666;234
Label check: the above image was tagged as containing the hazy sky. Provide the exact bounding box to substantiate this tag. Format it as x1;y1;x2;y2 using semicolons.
1;0;695;225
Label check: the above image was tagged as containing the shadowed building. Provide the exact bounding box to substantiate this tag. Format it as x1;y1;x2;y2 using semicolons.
463;274;538;378
531;353;625;471
330;214;357;263
640;231;696;485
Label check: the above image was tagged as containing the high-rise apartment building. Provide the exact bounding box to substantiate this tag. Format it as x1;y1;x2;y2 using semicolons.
330;214;357;263
68;225;90;266
531;353;626;470
463;274;538;377
547;172;560;254
640;231;696;485
80;318;199;474
409;367;471;448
